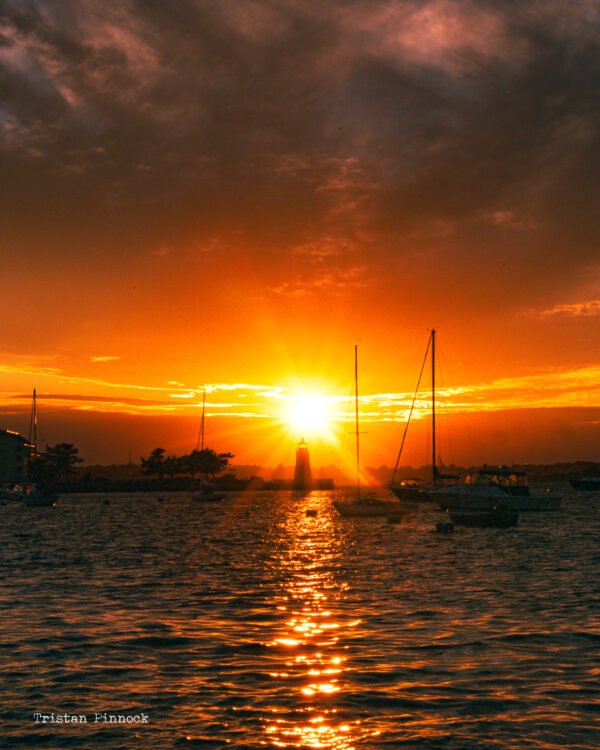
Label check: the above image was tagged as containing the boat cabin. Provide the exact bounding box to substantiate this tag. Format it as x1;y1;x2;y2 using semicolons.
397;478;425;488
464;466;529;496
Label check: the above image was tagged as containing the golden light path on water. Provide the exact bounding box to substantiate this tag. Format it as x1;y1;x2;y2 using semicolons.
2;489;599;748
261;493;377;749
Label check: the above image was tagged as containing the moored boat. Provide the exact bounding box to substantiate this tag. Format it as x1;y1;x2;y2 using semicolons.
435;466;561;512
334;345;403;520
334;496;403;518
191;489;225;502
191;478;225;502
21;484;58;507
390;478;436;502
19;390;57;506
24;493;57;507
0;484;26;502
449;507;519;528
190;390;226;502
390;329;457;502
569;477;600;491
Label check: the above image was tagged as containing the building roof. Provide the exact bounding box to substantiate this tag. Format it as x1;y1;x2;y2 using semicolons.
0;429;30;445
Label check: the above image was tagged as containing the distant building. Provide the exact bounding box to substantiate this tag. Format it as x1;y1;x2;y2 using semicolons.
315;477;335;490
293;438;312;490
0;430;32;484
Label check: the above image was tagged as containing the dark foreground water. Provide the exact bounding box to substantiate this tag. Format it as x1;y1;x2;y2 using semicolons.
0;488;598;749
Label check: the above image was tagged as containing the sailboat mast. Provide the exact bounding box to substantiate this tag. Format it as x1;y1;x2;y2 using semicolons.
201;390;206;451
28;388;38;457
355;344;361;498
431;328;436;484
196;390;206;451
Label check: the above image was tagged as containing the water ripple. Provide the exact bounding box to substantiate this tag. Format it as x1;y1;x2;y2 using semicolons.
0;488;598;748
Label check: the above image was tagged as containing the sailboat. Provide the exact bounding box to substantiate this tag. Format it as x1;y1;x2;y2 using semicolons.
23;389;58;507
333;346;403;518
390;329;457;502
392;333;553;519
191;390;225;502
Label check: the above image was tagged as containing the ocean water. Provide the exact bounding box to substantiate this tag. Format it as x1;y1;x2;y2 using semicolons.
0;488;598;749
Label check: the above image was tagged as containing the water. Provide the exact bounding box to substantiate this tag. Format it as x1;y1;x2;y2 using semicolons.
1;489;598;749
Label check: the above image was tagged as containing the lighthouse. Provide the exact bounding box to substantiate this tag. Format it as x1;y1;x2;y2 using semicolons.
293;438;312;490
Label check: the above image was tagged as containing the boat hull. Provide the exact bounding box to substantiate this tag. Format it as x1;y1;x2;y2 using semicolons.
449;509;519;528
24;495;57;507
192;491;225;502
0;491;24;502
390;485;436;502
333;499;403;518
436;490;561;512
569;478;600;491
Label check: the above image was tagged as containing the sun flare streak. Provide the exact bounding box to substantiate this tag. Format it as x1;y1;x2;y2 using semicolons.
1;361;599;423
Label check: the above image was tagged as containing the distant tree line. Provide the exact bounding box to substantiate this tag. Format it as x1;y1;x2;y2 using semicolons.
140;447;234;480
24;443;237;493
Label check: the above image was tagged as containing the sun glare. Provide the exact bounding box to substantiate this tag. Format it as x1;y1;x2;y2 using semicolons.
286;395;332;438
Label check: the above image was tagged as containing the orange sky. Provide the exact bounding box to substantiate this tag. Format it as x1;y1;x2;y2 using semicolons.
1;1;598;467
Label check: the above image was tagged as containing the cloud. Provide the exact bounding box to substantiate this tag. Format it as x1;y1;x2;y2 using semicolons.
525;299;600;318
90;355;120;362
2;361;598;422
12;392;173;407
444;366;600;413
1;0;599;328
340;1;527;76
269;265;368;297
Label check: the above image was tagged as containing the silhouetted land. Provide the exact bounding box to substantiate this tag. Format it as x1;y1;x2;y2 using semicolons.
57;461;600;493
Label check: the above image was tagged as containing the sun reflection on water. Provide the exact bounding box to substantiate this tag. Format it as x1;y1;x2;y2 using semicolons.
261;493;373;749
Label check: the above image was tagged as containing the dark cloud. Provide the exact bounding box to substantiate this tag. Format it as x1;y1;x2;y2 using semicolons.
1;0;599;301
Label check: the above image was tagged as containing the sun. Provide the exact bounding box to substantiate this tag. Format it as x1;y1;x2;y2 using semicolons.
285;395;333;438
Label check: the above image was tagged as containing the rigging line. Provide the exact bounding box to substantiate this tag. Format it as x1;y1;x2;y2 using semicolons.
28;388;38;456
440;340;477;463
436;339;455;467
391;333;432;484
425;415;431;475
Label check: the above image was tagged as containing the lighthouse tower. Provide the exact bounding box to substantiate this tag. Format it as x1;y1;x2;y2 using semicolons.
293;438;312;490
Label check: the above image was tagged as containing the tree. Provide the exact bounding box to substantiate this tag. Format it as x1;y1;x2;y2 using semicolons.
27;454;50;484
141;448;166;478
163;455;181;479
29;443;84;485
185;448;233;479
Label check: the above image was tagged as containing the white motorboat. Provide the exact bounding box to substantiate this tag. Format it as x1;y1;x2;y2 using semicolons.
435;467;561;512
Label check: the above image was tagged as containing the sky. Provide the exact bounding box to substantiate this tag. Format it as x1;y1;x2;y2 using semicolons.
1;0;599;470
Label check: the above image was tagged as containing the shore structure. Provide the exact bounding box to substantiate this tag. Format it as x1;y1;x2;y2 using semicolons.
0;429;31;484
293;438;312;490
